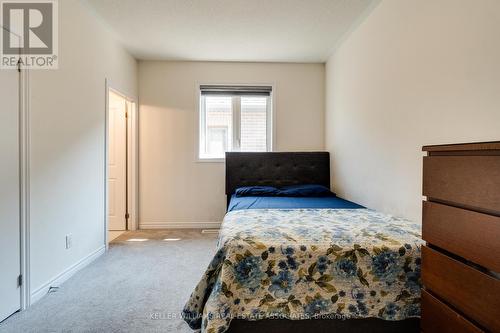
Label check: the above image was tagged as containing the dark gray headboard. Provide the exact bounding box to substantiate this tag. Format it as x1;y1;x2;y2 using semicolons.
225;152;330;205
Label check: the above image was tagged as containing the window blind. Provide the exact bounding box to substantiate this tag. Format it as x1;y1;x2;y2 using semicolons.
200;85;272;96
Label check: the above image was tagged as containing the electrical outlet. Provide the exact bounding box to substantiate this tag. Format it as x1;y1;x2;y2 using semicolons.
65;234;72;249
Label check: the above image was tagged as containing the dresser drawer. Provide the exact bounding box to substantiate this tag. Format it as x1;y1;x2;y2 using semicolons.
422;246;500;332
422;201;500;272
422;155;500;214
421;289;483;333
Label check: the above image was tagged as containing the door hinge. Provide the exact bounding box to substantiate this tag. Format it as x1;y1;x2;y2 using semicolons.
18;274;23;287
17;59;21;72
125;212;130;219
125;111;128;118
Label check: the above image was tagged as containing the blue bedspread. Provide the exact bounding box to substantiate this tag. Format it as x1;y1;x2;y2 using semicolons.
228;195;364;212
183;208;422;333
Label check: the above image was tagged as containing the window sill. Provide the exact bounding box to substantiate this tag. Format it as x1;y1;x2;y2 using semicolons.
196;158;225;163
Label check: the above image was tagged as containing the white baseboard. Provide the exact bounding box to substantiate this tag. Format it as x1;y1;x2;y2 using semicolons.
139;222;221;229
30;245;105;304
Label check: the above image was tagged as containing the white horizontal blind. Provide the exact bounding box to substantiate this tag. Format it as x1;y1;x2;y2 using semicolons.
200;85;272;96
199;85;272;159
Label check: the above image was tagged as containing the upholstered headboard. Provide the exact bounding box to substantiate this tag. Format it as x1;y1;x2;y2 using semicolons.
225;152;330;206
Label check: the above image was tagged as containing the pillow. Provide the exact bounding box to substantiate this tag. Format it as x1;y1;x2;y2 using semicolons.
278;184;334;197
235;186;280;197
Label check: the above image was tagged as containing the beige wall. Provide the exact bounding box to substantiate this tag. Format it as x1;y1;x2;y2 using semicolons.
29;0;137;297
325;0;500;222
139;61;325;227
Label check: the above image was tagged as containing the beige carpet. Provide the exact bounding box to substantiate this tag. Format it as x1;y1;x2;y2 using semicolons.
108;230;125;242
0;229;218;333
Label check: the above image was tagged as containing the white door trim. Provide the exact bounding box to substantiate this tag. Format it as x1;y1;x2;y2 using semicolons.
3;25;32;312
19;65;31;310
104;80;138;249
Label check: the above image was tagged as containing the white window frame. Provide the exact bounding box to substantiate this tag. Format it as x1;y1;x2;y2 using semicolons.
196;83;275;162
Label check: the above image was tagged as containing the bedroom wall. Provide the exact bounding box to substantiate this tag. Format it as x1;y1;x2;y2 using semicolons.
325;0;500;222
29;0;137;300
138;61;325;227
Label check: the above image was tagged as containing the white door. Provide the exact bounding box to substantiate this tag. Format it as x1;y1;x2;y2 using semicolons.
0;55;21;320
108;91;127;231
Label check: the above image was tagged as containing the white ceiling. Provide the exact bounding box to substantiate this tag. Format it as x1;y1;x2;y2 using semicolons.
83;0;376;63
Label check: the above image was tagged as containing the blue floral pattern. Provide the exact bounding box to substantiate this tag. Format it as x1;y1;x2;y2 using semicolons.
233;255;264;291
183;208;423;333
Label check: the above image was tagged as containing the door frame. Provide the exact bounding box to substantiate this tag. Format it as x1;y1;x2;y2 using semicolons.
19;61;31;310
104;80;138;248
2;24;32;312
3;26;33;311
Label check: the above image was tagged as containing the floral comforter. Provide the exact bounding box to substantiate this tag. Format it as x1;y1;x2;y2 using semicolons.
183;208;423;333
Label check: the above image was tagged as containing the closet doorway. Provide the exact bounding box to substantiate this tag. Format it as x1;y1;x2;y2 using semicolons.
106;86;137;244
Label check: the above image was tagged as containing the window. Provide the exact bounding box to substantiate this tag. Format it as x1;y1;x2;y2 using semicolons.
199;85;272;159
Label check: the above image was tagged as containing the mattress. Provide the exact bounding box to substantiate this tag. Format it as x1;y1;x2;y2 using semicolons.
227;194;364;211
183;202;423;333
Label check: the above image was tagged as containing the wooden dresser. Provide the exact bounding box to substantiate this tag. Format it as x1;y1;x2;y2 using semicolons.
421;142;500;333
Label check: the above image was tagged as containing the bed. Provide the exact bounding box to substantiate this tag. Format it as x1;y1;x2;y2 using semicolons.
183;152;422;333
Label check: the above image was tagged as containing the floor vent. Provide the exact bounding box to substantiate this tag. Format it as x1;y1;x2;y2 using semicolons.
48;286;60;293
